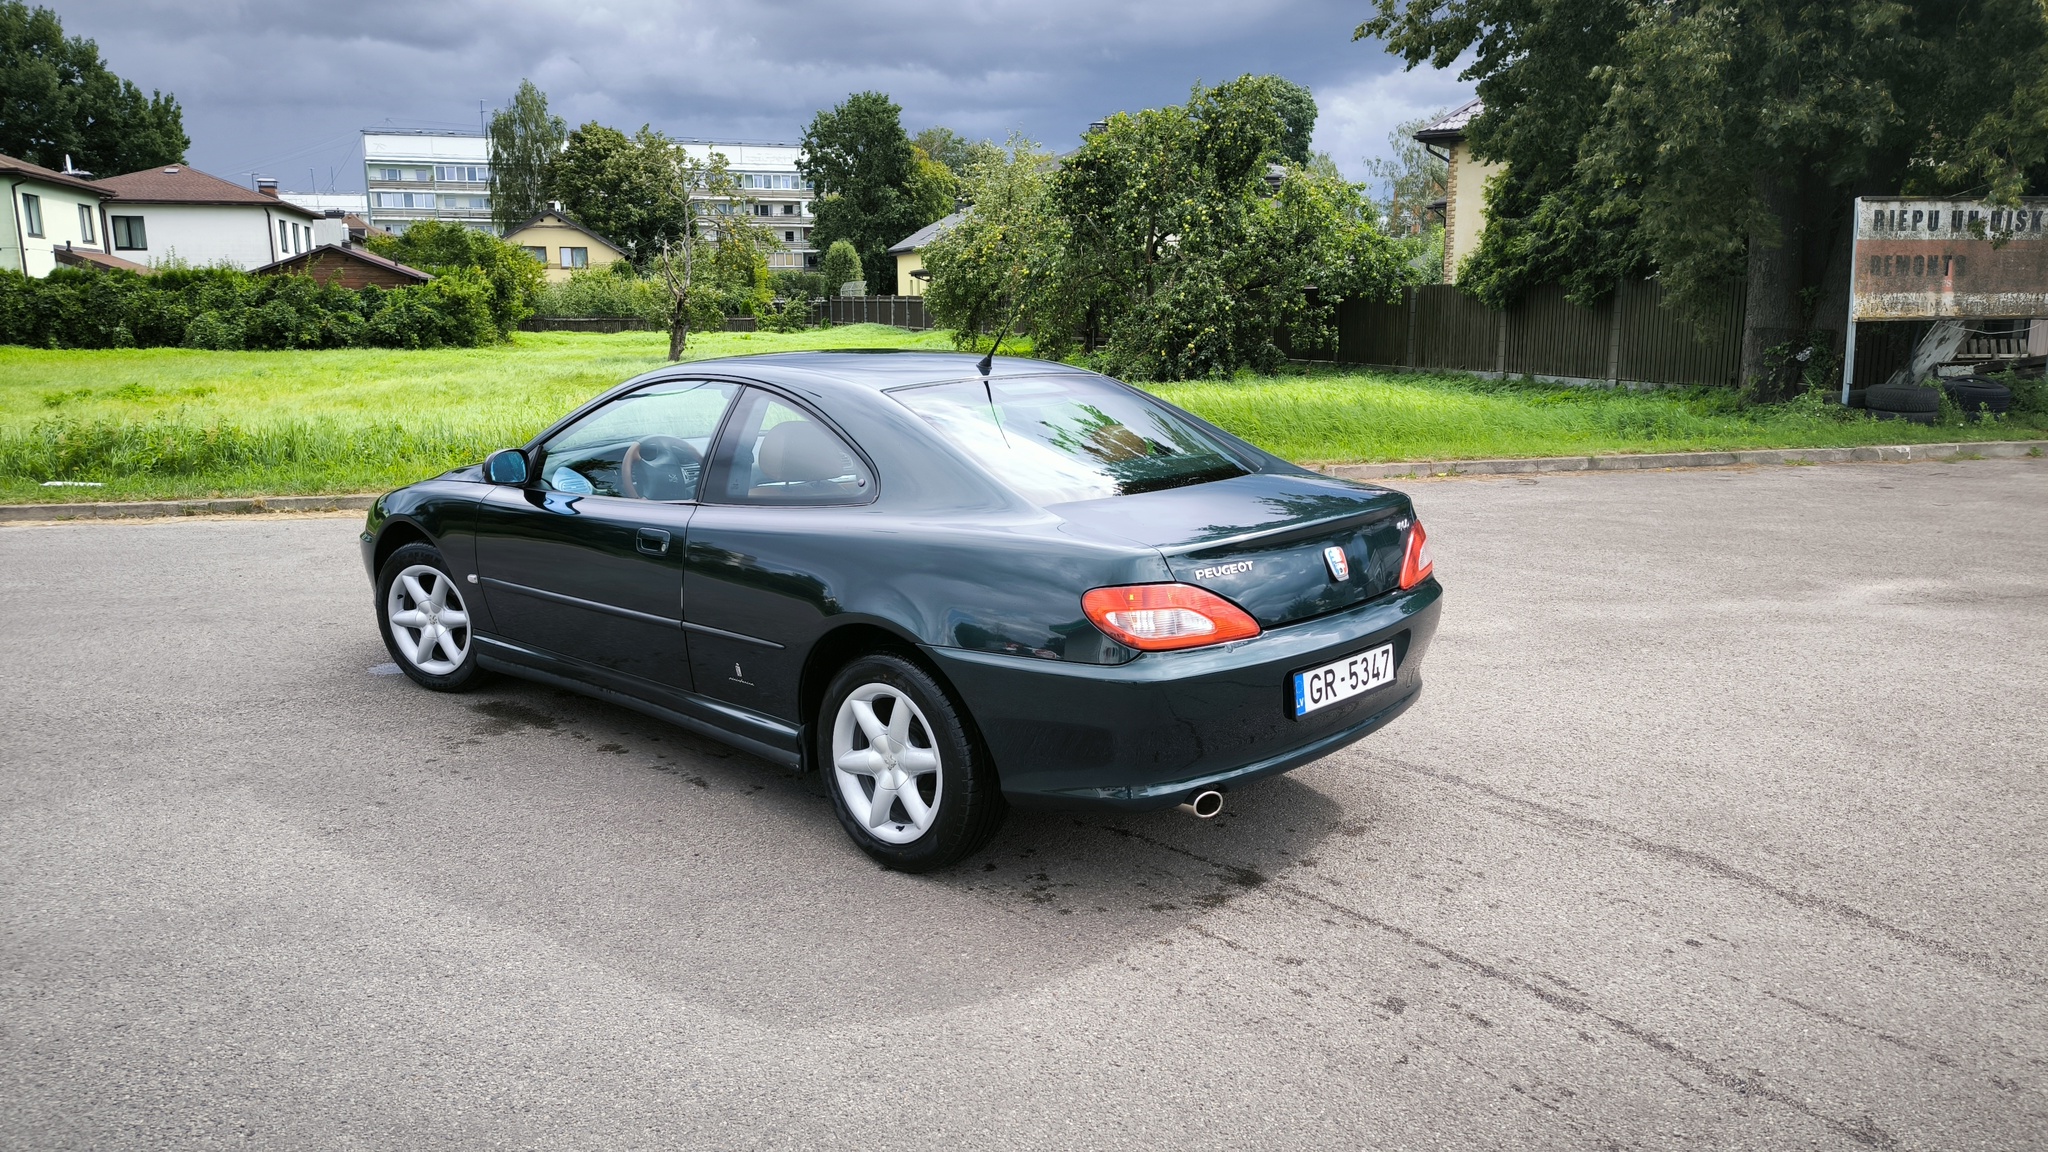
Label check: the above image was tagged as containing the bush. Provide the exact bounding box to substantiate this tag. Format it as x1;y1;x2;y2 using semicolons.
364;220;544;338
1995;368;2048;417
182;309;243;350
820;240;863;294
532;265;666;320
0;262;503;352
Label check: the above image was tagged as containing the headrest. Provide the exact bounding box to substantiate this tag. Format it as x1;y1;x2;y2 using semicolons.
757;420;847;484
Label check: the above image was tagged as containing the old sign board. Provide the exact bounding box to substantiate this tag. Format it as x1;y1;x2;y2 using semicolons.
1851;196;2048;321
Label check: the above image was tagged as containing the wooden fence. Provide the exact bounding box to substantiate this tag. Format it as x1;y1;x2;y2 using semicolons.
1317;280;1747;388
818;295;932;330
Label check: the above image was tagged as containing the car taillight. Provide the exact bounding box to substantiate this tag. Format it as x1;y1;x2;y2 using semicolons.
1081;583;1261;651
1399;518;1434;589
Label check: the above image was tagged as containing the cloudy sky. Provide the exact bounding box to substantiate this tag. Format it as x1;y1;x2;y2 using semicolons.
54;0;1472;195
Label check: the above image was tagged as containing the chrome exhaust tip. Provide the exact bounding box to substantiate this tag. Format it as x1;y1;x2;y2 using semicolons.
1178;789;1224;819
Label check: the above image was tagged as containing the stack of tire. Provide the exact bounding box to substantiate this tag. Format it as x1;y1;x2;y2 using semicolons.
1865;375;2014;423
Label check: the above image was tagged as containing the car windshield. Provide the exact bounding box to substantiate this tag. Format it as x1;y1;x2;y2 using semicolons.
891;374;1253;504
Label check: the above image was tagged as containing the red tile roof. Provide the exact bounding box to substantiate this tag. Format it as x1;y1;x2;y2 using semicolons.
96;164;319;217
0;153;111;196
252;243;431;283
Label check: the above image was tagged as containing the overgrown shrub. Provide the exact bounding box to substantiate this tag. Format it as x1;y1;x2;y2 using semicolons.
820;241;862;294
531;265;666;320
364;220;543;338
0;262;506;352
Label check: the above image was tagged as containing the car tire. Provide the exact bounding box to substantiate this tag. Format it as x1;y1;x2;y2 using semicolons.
376;542;484;692
1941;376;2014;418
1865;382;1942;414
819;653;1004;872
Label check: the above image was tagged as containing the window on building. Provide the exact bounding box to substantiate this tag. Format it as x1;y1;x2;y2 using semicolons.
521;245;546;263
562;246;588;269
77;204;96;244
783;231;795;242
376;168;401;181
412;169;432;182
20;193;42;237
111;215;146;249
279;220;290;251
435;165;489;182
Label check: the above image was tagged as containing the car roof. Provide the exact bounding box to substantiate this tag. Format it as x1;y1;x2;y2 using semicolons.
655;350;1090;394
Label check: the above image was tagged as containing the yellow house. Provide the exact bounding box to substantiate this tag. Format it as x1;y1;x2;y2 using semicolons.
886;209;967;296
1414;100;1500;284
502;206;628;282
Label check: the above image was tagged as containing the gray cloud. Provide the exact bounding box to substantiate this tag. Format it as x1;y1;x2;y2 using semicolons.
54;0;1469;195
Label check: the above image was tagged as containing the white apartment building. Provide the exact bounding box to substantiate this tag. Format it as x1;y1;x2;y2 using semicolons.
680;141;817;270
361;131;494;235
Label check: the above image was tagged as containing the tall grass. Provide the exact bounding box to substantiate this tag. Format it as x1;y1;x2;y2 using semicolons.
1151;371;2048;463
2;331;2042;502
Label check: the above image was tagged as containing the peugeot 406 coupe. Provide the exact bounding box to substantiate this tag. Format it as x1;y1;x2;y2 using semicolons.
362;352;1441;870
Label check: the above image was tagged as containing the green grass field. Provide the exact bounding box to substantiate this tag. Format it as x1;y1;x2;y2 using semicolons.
2;326;2042;502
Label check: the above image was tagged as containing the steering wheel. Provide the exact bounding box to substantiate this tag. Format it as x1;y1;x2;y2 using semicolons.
620;435;702;501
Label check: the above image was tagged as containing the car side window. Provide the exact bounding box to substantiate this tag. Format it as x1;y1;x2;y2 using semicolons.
534;380;740;502
701;388;873;506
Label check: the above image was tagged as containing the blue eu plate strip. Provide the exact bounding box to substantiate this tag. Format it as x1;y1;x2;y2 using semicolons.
1292;672;1306;716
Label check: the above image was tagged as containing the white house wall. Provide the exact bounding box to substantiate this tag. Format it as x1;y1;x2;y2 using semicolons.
4;178;110;276
105;203;308;270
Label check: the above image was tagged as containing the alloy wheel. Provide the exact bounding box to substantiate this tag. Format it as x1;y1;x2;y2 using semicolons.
386;564;471;676
831;683;943;845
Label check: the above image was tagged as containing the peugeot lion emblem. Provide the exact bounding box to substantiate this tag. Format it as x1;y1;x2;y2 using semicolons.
1323;545;1350;582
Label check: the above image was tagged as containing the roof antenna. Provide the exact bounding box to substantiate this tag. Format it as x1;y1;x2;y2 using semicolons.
977;295;1024;375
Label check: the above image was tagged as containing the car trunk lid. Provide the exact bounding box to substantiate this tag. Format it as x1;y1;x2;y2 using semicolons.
1050;471;1413;627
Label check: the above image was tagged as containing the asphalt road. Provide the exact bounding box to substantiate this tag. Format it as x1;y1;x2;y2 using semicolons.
3;459;2045;1151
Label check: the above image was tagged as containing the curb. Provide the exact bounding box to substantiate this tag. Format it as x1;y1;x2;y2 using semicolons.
1313;440;2048;481
0;493;377;524
4;439;2044;522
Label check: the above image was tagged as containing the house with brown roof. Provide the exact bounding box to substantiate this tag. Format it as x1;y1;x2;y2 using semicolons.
1413;99;1498;283
501;207;628;283
2;153;117;277
93;165;321;270
251;244;431;290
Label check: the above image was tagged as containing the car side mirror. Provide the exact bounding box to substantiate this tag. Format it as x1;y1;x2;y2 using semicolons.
484;448;530;486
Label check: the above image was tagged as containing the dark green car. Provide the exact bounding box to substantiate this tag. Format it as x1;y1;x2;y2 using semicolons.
361;352;1442;871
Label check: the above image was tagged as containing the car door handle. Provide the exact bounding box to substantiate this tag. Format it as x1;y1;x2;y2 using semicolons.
636;528;671;555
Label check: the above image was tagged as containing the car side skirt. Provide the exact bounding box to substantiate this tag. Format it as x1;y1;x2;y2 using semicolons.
474;634;802;768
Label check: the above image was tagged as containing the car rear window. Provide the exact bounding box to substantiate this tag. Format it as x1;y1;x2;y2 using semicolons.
891;374;1253;504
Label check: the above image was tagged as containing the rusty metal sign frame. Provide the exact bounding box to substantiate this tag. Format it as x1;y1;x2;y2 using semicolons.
1842;196;2048;401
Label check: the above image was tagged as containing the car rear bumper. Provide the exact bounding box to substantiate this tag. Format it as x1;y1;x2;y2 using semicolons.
926;579;1441;810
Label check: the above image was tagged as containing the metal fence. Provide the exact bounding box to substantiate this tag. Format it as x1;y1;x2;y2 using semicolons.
1326;280;1747;388
817;295;932;330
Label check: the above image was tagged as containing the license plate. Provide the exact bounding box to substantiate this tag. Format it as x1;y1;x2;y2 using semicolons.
1293;643;1395;717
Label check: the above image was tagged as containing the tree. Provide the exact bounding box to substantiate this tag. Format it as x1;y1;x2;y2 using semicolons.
552;123;693;268
905;146;959;229
0;1;186;175
1358;0;2048;395
647;147;750;360
819;240;862;294
799;92;927;289
1268;77;1319;167
922;135;1071;354
912;126;977;175
487;79;565;231
1041;76;1406;379
1364;110;1448;237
